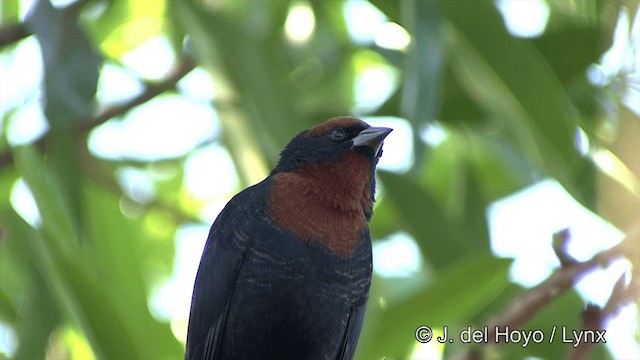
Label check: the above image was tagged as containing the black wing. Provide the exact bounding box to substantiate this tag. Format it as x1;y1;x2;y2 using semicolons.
338;229;372;360
185;182;265;360
337;300;369;360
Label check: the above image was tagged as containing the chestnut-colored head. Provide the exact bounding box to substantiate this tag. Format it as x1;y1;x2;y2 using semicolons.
268;117;392;256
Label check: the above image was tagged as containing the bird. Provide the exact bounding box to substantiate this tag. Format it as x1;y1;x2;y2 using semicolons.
185;117;392;360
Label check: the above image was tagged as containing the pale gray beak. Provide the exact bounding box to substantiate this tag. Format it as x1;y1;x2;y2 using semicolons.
352;127;393;157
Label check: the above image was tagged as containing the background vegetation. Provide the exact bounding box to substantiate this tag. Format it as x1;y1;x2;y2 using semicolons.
0;0;638;359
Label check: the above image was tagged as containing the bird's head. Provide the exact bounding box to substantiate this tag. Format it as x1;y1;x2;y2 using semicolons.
272;117;392;174
268;117;392;256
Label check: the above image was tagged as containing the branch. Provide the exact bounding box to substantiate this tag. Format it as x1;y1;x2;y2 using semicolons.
0;23;30;47
484;244;623;336
565;271;636;360
453;223;640;360
74;57;196;133
0;57;196;168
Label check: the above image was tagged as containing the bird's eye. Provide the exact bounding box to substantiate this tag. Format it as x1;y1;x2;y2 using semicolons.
330;128;346;140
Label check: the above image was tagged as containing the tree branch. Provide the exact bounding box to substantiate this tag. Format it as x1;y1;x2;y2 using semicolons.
565;271;636;360
74;57;196;133
0;57;196;168
0;23;30;47
484;244;623;337
453;223;640;360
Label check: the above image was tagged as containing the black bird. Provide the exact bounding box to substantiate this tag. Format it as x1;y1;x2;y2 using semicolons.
186;117;392;360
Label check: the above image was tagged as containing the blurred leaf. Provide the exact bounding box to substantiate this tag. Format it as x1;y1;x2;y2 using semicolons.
444;0;584;200
439;65;486;123
140;208;178;286
301;0;357;119
0;286;15;322
0;209;68;359
378;170;458;269
10;147;182;358
1;1;19;22
368;0;400;24
86;0;167;59
575;156;597;210
458;170;490;247
373;87;401;116
569;79;610;134
295;47;357;119
3;161;140;358
13;273;61;360
85;160;180;286
369;195;401;240
0;224;21;322
27;0;102;126
502;290;584;358
172;0;280;185
531;25;601;84
0;166;17;206
369;44;404;70
423;127;535;206
48;128;85;243
172;0;296;158
401;0;444;172
56;253;150;359
420;133;470;215
420;133;495;249
83;180;181;357
12;146;79;252
547;0;606;26
466;132;536;200
360;254;512;359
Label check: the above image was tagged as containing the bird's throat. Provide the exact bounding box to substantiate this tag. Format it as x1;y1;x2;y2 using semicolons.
268;152;373;257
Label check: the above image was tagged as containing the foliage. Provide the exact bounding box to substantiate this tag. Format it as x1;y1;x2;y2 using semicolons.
0;0;638;359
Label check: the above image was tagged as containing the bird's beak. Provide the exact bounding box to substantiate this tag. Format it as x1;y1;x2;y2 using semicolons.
352;127;393;157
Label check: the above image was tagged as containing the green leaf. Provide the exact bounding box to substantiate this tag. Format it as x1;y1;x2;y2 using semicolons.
422;128;535;207
12;272;61;360
0;222;21;322
171;0;283;185
172;0;296;158
359;254;512;359
5;192;134;358
12;146;80;252
26;0;102;126
82;180;182;357
10;147;182;358
439;64;486;123
48;128;85;242
0;209;73;358
0;286;16;322
85;0;168;59
502;290;584;358
0;165;18;206
56;253;149;359
368;0;400;24
400;0;444;172
1;1;20;22
369;196;401;240
531;26;601;84
444;0;584;200
379;170;487;269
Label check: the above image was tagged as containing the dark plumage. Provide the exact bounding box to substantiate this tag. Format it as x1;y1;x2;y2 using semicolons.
185;117;392;360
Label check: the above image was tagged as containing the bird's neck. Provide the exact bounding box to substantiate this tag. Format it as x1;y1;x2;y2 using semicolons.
268;152;374;256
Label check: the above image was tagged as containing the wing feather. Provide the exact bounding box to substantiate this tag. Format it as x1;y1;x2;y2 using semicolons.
185;183;264;359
